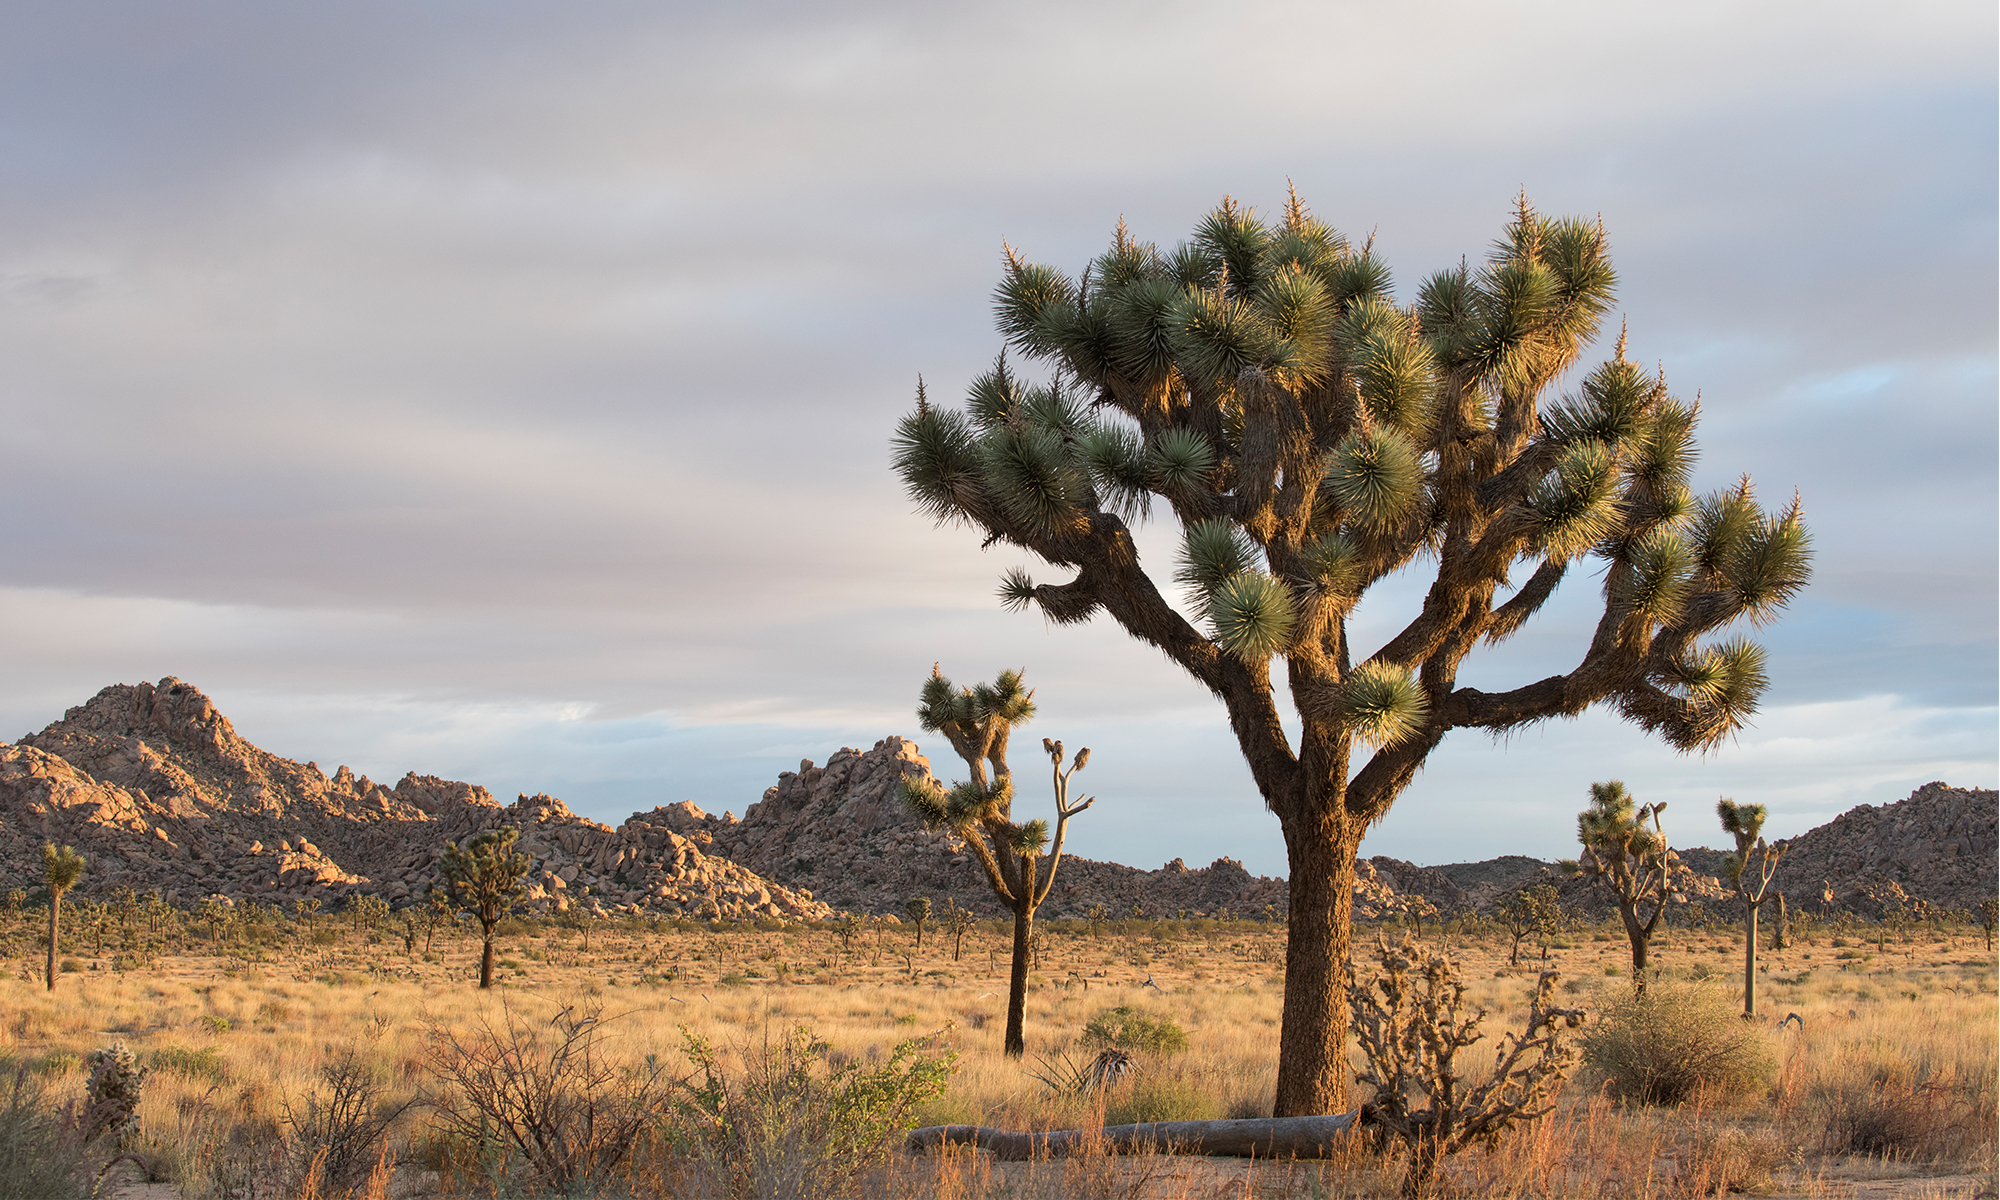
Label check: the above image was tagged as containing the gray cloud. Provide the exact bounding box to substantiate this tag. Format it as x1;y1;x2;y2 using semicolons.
0;0;1990;871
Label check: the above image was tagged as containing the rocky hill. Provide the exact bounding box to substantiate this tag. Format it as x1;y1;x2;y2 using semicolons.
2;679;1989;926
655;738;1296;920
2;679;830;921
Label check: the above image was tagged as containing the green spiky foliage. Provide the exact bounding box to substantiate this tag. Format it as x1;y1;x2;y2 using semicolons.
897;666;1095;1058
1717;798;1788;1018
440;826;532;990
892;191;1811;1116
1565;781;1685;992
41;842;84;992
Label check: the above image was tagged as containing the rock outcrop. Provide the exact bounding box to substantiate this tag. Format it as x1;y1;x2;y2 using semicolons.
1;679;830;920
664;738;1295;919
1744;782;1994;916
4;679;1986;927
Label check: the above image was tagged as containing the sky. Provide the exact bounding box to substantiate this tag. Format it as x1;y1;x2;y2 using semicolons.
0;1;1992;877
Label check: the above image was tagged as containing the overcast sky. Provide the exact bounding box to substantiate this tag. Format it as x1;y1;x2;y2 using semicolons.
1;1;1992;876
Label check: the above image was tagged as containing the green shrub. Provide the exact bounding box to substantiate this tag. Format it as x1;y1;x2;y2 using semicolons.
1581;982;1772;1104
150;1044;226;1082
674;1023;957;1196
32;1053;81;1078
1102;1073;1223;1126
1080;1006;1188;1056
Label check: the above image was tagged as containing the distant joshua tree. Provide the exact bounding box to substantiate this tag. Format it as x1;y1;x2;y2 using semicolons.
1495;884;1560;966
440;827;532;989
905;896;932;951
1561;781;1682;993
940;896;973;962
900;664;1096;1057
42;843;86;991
1717;798;1789;1018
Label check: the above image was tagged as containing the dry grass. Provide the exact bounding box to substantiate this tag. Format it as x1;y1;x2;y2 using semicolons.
0;908;1990;1197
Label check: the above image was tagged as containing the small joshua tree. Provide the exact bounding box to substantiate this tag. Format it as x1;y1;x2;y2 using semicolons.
1495;884;1560;966
1347;936;1583;1199
900;664;1096;1057
1717;798;1788;1018
42;842;85;991
1561;781;1682;992
440;826;532;989
940;897;973;962
905;896;932;951
1980;898;1997;953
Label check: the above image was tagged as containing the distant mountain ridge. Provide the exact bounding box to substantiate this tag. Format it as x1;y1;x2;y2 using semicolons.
0;679;1989;922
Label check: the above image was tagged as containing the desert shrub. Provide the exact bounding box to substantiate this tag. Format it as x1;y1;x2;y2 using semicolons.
0;1069;92;1199
33;1051;81;1078
1101;1072;1223;1126
1080;1006;1188;1055
1813;1052;1999;1164
1582;982;1772;1104
150;1044;226;1082
280;1045;412;1198
672;1023;957;1198
424;999;673;1196
83;1044;147;1142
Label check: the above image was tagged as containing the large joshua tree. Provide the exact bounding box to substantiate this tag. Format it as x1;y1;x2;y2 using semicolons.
891;192;1811;1114
1717;798;1787;1018
899;665;1095;1057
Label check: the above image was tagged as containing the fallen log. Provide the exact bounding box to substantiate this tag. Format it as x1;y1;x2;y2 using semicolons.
906;1112;1360;1161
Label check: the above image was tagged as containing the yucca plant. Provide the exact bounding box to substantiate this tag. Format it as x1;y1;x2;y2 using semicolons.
1560;780;1684;992
898;665;1095;1057
1717;798;1787;1018
892;191;1811;1115
41;843;85;992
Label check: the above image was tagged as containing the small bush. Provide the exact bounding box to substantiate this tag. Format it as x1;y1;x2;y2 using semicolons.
1080;1006;1188;1055
151;1045;226;1082
33;1052;81;1078
1102;1073;1222;1126
1814;1053;1999;1163
673;1023;957;1197
1582;983;1772;1104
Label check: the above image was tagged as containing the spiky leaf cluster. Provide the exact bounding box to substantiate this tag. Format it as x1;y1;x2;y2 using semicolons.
894;191;1812;823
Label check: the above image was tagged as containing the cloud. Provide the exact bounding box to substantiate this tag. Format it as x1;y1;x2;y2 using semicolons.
0;0;1989;875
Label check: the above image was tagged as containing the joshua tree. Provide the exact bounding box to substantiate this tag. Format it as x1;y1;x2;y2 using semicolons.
440;826;532;989
901;665;1096;1057
1717;798;1789;1018
1495;883;1561;966
892;193;1811;1114
1980;898;1997;953
905;896;932;951
940;896;973;961
42;842;86;991
1561;781;1683;992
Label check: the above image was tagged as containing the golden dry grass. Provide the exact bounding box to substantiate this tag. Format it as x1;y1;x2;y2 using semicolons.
1;910;1992;1198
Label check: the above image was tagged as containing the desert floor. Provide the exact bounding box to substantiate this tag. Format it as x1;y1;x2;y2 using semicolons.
2;910;1993;1198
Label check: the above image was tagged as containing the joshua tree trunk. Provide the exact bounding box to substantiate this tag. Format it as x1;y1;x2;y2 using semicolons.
1617;900;1654;988
44;893;59;992
1006;897;1033;1057
1275;812;1356;1117
479;920;497;989
1772;892;1790;949
1743;902;1759;1018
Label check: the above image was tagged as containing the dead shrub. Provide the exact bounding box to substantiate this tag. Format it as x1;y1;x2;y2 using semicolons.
1814;1052;1999;1164
423;997;672;1196
280;1044;413;1198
